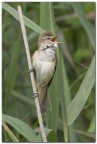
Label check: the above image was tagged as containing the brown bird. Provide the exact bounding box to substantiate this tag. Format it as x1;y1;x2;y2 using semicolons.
32;32;61;113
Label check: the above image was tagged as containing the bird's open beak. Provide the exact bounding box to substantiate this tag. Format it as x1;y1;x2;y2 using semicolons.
51;34;63;44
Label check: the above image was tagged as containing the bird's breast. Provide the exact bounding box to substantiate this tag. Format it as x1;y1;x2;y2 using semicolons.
34;59;56;85
32;50;56;85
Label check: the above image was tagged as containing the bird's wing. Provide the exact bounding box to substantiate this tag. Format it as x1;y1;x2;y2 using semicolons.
48;59;57;87
31;51;38;91
31;50;39;79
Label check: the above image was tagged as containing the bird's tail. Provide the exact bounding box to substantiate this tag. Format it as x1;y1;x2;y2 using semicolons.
37;85;52;113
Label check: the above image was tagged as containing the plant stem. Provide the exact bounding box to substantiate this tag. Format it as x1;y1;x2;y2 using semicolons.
2;121;19;142
64;125;69;142
17;5;47;142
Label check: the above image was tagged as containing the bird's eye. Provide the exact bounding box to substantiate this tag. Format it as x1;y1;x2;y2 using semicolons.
47;37;51;40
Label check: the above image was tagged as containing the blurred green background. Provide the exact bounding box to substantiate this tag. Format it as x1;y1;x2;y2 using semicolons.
2;2;95;142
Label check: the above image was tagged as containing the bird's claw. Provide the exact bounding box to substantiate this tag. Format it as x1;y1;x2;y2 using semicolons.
33;92;40;98
28;68;34;73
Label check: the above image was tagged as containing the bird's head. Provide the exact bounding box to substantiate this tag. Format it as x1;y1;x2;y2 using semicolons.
38;32;62;51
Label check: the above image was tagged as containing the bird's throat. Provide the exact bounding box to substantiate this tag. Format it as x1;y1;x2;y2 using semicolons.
39;47;56;61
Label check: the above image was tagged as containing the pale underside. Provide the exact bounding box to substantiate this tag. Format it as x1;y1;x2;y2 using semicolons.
32;49;56;112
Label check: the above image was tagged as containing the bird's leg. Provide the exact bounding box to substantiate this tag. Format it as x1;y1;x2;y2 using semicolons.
28;68;39;98
28;68;34;73
33;92;40;98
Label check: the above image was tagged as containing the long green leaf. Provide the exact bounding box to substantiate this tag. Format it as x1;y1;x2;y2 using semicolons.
2;2;45;33
2;114;37;142
71;2;95;50
40;2;59;133
67;56;95;125
35;128;57;142
43;2;72;141
4;32;21;111
12;91;35;107
87;115;95;133
40;3;51;31
58;52;69;142
49;3;56;34
46;74;59;132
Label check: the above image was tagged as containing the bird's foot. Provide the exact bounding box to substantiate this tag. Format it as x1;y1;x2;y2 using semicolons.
33;92;40;98
28;68;34;73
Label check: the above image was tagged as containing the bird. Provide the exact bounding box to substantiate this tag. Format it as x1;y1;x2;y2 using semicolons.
31;32;61;113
